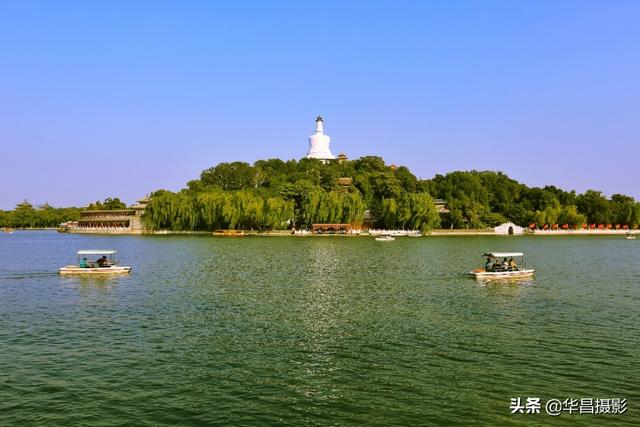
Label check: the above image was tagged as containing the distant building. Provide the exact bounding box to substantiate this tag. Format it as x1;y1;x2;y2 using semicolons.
312;223;352;234
306;116;336;163
362;209;375;230
494;222;524;235
434;199;450;214
65;197;150;234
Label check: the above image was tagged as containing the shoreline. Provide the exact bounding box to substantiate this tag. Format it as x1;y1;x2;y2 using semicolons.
16;228;638;237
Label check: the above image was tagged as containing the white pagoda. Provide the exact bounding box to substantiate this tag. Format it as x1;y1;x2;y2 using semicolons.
306;116;335;162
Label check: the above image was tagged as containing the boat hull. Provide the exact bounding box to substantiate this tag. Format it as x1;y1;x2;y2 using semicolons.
470;269;535;279
58;266;132;275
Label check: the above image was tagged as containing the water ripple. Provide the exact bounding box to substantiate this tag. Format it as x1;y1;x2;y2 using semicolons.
0;232;638;425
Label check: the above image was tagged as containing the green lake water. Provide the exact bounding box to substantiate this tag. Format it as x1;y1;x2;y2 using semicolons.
1;231;638;425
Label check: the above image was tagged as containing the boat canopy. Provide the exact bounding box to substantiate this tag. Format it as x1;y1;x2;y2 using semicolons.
483;252;524;258
77;250;117;255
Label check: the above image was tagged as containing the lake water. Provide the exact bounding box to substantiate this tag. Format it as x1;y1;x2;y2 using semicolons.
1;231;638;425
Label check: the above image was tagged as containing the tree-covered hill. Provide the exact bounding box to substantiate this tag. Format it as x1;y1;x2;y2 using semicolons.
143;156;640;231
145;156;441;231
426;171;639;228
3;157;638;231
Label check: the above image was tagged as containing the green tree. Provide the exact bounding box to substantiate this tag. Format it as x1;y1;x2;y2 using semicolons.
610;194;638;226
86;197;127;210
576;190;610;224
13;200;35;228
263;197;295;230
406;192;440;231
395;166;417;193
145;191;197;230
141;157;637;232
353;156;386;173
557;205;586;227
200;162;256;190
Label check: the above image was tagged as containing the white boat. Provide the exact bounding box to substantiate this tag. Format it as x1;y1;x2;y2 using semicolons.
625;233;636;240
59;250;132;275
469;252;534;279
375;235;395;241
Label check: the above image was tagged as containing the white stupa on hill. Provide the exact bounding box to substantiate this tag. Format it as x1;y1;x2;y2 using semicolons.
306;116;335;162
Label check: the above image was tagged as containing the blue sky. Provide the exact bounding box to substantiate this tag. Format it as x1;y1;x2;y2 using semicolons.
1;1;639;209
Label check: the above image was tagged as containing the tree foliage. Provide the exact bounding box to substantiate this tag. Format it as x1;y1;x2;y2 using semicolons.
424;171;639;228
0;201;81;228
141;161;640;231
144;156;435;231
4;159;637;231
86;197;127;210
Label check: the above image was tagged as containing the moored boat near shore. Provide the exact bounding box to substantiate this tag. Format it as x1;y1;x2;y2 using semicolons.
369;229;421;237
375;235;395;241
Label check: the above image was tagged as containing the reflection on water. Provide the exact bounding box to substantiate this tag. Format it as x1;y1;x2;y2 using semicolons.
63;275;123;294
475;277;536;287
296;242;344;402
0;231;639;425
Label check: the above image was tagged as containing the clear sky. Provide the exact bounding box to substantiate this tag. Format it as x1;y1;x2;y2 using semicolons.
1;1;639;209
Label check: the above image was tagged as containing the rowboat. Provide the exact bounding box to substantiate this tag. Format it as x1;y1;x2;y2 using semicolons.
59;250;132;275
469;252;534;279
375;235;395;241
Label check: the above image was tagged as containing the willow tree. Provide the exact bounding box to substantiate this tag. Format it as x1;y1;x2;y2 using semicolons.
341;192;365;224
379;198;398;228
556;205;587;227
144;192;174;230
234;191;264;230
172;193;198;230
263;197;295;230
298;189;365;226
324;191;344;223
378;193;439;231
145;191;197;231
406;192;440;231
196;190;230;230
194;190;294;230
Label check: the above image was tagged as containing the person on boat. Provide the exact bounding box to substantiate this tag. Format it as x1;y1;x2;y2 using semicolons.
79;257;88;268
502;258;509;270
96;256;109;267
484;258;493;271
508;258;518;270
